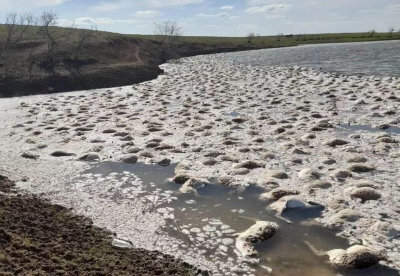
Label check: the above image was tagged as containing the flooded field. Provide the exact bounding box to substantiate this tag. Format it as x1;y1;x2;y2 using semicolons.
1;50;400;275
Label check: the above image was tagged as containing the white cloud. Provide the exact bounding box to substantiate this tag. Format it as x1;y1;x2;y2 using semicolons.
196;12;229;18
217;12;229;18
330;20;360;26
135;10;160;18
357;4;400;14
90;0;203;12
238;23;259;30
280;20;293;26
196;13;215;17
266;14;285;19
358;9;379;14
75;17;137;26
178;22;195;28
229;16;241;20
90;1;125;13
0;0;68;8
148;0;204;8
221;6;234;10
246;4;292;13
385;4;400;12
246;0;275;6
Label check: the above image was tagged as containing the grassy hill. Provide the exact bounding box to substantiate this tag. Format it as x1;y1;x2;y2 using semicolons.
0;25;399;97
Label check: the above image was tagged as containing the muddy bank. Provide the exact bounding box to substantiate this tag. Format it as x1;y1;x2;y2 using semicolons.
2;63;163;98
0;34;272;98
0;175;200;275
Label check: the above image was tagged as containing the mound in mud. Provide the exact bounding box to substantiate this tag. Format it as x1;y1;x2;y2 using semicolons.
0;176;199;276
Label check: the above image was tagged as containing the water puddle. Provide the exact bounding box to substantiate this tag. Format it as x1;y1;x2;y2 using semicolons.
337;124;400;136
166;98;183;108
74;162;398;276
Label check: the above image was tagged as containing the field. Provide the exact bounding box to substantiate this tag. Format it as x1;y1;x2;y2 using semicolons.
143;31;400;47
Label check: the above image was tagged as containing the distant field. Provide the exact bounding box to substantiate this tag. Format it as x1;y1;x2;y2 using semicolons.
0;24;399;46
136;31;400;48
1;24;398;50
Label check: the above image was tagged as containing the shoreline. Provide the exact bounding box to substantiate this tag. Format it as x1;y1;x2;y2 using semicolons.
0;175;200;275
1;36;399;98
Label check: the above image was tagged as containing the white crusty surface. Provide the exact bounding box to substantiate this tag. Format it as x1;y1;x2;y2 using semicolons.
1;52;400;274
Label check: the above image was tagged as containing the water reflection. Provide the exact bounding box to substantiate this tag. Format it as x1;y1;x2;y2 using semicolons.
80;162;399;276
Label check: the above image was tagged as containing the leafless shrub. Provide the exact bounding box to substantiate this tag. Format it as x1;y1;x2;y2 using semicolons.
247;32;255;43
38;11;59;76
3;12;35;46
64;25;98;77
368;29;376;38
276;33;284;41
154;20;182;62
0;12;39;93
388;27;394;38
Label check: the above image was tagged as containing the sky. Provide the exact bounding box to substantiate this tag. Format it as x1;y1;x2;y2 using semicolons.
0;0;399;36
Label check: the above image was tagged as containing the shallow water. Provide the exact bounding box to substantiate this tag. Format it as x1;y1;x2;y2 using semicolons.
77;162;399;276
226;40;400;77
229;111;240;117
337;124;400;135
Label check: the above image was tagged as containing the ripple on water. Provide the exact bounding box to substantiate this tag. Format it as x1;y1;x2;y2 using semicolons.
226;40;400;77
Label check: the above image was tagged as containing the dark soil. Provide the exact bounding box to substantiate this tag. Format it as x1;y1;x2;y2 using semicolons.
0;175;200;276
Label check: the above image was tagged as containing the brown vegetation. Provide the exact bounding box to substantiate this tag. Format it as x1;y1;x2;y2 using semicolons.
0;11;165;97
0;11;399;97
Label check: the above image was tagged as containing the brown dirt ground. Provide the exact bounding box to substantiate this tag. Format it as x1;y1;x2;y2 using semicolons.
0;175;202;276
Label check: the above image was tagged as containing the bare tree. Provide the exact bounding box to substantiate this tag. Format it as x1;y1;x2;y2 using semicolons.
247;32;255;43
1;12;37;59
38;11;59;76
388;27;394;38
368;29;376;38
154;20;182;62
64;26;98;77
37;11;77;77
0;12;38;94
276;33;284;41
